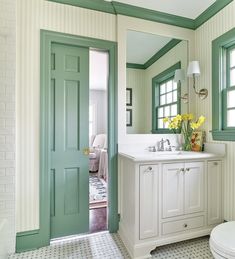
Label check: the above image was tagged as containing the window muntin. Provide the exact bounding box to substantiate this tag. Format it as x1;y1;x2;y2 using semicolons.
152;62;181;133
223;45;235;128
157;78;178;129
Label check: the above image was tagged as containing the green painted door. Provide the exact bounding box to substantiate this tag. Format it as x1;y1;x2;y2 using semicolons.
50;43;89;239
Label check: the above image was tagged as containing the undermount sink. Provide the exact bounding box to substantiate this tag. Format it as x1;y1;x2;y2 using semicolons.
150;151;182;155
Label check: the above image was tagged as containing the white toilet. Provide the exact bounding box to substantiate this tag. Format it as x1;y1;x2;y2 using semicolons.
210;221;235;258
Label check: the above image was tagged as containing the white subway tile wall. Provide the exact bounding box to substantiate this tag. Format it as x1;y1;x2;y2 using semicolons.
0;0;16;256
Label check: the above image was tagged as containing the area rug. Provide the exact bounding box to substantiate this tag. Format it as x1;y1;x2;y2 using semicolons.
89;174;107;209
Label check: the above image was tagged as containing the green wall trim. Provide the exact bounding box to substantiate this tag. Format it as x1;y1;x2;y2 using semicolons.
112;1;194;29
194;0;233;29
48;0;116;14
211;130;235;141
145;39;181;69
126;63;145;70
17;230;39;237
212;26;235;141
126;39;181;70
16;30;118;252
48;0;233;30
16;230;41;252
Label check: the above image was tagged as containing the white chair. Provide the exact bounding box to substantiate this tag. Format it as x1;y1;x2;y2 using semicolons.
89;134;106;172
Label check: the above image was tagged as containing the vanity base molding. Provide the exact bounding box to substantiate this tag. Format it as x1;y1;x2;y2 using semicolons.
119;224;215;259
118;154;223;259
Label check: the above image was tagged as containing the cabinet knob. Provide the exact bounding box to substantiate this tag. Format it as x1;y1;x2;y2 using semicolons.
148;166;152;171
183;223;188;228
185;168;190;172
213;162;218;166
179;168;185;172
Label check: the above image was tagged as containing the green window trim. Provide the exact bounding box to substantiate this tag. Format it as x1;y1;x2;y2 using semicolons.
212;27;235;141
152;62;181;134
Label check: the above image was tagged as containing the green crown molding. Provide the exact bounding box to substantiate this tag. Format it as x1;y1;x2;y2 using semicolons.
47;0;233;30
145;39;181;68
48;0;115;14
126;39;181;70
112;1;194;29
126;63;145;69
195;0;233;29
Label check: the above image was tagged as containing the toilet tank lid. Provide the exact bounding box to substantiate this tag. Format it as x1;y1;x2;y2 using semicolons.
210;222;235;256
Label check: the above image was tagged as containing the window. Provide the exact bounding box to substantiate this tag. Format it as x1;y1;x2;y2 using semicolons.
89;102;97;139
212;27;235;141
152;62;181;133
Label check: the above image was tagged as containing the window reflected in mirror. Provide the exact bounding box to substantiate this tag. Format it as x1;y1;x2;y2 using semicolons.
126;30;188;134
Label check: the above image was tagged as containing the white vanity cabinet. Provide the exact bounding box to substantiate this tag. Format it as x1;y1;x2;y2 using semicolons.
162;161;204;219
208;160;222;225
139;165;159;240
118;152;223;259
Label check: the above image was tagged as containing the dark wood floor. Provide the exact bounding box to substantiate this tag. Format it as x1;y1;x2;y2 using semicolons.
89;207;107;233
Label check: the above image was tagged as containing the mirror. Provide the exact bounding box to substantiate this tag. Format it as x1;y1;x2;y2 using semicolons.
126;30;188;134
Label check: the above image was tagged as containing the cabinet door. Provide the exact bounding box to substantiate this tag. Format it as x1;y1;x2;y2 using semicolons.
208;161;222;225
139;164;159;240
184;162;204;214
162;163;184;218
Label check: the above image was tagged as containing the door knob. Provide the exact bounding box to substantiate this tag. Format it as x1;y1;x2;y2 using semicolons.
83;148;90;156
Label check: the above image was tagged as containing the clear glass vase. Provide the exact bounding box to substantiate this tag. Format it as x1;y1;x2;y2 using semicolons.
182;133;192;151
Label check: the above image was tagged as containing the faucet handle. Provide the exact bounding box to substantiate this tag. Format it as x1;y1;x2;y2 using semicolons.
147;146;156;152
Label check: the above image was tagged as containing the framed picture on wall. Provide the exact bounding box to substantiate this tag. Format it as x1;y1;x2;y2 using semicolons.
126;109;132;127
126;88;132;106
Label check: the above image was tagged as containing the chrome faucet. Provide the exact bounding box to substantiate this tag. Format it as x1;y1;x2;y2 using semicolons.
157;138;171;151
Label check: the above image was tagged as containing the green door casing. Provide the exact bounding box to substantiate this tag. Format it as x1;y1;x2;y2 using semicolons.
50;43;89;238
16;31;118;252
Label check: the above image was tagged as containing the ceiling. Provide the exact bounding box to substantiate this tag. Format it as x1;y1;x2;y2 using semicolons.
126;30;173;64
112;0;216;19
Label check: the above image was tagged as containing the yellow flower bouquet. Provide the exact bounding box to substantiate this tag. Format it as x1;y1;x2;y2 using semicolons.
163;114;205;151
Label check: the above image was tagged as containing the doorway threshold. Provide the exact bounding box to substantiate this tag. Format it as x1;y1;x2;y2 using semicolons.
50;230;109;244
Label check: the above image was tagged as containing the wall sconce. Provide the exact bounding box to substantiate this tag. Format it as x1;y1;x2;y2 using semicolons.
187;61;208;100
174;69;188;104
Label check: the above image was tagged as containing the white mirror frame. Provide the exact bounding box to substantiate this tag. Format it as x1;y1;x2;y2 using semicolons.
117;15;195;145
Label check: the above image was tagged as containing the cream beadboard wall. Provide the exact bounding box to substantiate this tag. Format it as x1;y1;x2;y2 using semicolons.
16;0;235;234
16;0;116;232
126;68;146;134
194;1;235;220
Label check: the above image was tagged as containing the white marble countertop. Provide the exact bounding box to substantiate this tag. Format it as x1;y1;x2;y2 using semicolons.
118;150;224;162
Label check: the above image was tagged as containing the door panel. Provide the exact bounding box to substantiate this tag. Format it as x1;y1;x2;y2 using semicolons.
162;163;184;218
208;161;222;225
139;165;159;240
50;43;89;239
184;162;204;214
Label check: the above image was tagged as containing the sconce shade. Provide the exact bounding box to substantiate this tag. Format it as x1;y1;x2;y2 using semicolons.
187;61;200;77
174;69;185;82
